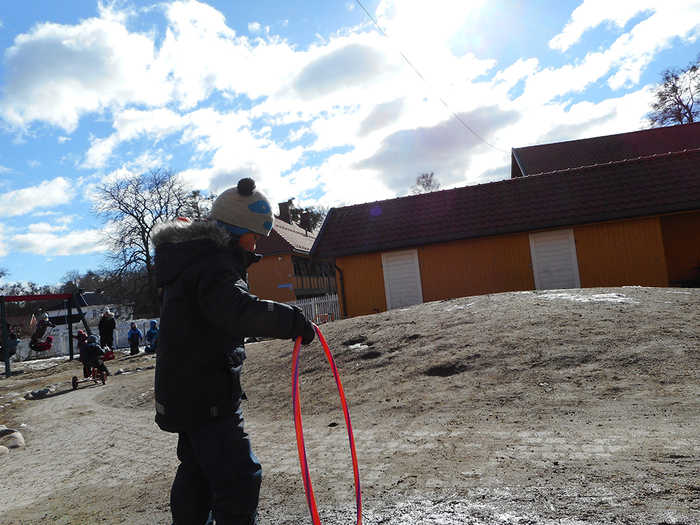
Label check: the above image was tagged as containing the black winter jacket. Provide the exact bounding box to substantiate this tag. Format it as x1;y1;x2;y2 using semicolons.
152;220;301;433
80;342;104;364
98;315;116;337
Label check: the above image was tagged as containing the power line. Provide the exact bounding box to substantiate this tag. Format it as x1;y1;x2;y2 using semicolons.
354;0;509;154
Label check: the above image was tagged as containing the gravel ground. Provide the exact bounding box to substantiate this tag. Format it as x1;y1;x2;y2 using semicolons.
1;286;699;524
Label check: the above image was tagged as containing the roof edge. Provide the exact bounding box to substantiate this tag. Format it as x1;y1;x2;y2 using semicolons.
310;206;335;256
316;201;700;259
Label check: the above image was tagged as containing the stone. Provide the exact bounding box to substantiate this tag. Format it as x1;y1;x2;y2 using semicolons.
3;431;25;448
30;388;52;399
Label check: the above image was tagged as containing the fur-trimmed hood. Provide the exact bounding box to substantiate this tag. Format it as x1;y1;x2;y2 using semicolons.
152;219;260;289
153;220;235;288
151;219;231;248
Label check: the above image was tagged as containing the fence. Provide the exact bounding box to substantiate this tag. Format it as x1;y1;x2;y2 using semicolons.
9;295;341;362
286;294;341;323
10;319;160;362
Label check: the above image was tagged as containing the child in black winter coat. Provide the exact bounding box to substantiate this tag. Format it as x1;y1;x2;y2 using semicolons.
151;178;315;525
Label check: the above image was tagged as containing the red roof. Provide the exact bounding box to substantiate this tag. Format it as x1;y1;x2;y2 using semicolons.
512;122;700;177
312;148;700;258
256;217;316;256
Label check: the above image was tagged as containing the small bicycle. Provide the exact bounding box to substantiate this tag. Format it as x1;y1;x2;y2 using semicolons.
72;364;106;389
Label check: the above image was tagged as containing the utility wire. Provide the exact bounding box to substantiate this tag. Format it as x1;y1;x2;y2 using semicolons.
354;0;509;154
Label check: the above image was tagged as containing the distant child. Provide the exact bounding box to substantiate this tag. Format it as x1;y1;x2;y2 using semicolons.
79;335;110;378
145;320;159;353
29;313;55;351
72;329;88;353
128;322;143;355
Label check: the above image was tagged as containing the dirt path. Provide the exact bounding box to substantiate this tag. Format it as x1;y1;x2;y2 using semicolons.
1;287;699;524
0;363;177;524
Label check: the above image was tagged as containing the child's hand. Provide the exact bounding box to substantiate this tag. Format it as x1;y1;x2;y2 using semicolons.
291;307;315;345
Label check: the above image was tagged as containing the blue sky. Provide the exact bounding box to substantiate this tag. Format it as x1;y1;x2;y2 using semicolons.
1;0;699;288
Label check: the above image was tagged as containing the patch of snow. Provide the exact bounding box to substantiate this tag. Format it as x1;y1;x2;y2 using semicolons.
539;292;638;304
443;303;474;312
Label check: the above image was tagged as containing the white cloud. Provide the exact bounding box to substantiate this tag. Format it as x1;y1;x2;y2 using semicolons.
10;228;103;256
2;0;699;213
0;3;168;132
0;223;7;257
550;1;658;52
0;178;74;218
357;98;408;137
549;1;700;92
82;107;185;168
355;105;518;192
290;43;399;101
27;222;69;233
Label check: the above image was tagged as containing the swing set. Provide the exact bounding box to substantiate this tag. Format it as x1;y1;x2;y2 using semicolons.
1;293;91;378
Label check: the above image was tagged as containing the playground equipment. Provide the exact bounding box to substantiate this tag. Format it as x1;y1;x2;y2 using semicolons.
1;293;91;378
29;313;56;352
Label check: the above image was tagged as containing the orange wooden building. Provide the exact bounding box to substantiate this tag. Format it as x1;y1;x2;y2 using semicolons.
312;124;700;318
248;206;336;303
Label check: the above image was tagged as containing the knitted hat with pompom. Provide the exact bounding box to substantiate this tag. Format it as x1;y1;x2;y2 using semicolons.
208;178;274;237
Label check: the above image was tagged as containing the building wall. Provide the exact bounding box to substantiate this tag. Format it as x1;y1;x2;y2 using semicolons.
248;254;297;303
572;217;669;288
418;233;535;302
659;211;700;285
335;215;677;318
336;233;534;318
335;252;387;317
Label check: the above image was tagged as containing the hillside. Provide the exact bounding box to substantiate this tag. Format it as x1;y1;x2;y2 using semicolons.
1;287;699;524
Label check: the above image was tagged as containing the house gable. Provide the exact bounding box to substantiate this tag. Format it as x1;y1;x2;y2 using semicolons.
255;216;316;256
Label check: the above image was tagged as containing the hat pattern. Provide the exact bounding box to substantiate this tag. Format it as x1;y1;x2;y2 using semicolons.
209;178;275;236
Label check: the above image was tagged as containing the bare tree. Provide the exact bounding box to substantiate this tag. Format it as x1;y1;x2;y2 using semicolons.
411;172;441;195
648;55;700;127
181;189;217;220
93;168;197;317
282;198;328;231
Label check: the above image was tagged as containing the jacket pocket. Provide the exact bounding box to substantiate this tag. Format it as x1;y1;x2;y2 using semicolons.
225;347;247;401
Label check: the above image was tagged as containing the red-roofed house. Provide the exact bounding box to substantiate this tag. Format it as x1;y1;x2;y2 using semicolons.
511;122;700;177
312;123;700;318
248;204;336;303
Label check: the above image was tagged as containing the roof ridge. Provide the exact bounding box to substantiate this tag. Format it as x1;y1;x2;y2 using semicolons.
513;121;700;151
532;147;700;177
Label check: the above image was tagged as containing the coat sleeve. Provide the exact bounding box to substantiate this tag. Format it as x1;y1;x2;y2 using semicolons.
195;253;299;340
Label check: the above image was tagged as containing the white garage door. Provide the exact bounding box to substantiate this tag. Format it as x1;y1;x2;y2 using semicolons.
382;249;423;310
529;229;581;290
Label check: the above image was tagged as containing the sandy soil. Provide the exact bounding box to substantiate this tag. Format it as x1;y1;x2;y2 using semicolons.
1;286;699;524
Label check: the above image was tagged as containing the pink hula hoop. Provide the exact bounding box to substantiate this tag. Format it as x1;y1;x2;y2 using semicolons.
292;324;362;525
